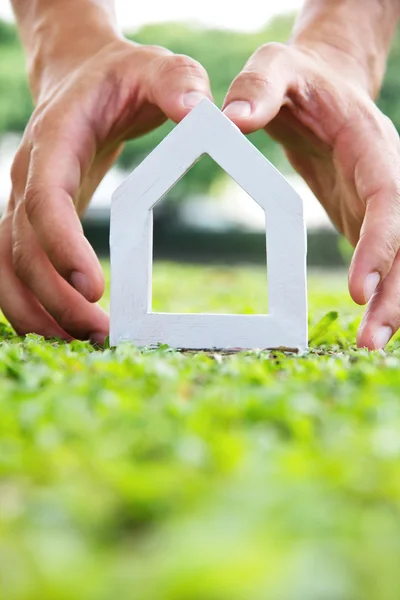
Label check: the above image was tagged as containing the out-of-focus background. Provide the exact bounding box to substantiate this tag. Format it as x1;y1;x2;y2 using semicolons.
0;0;399;265
4;7;400;599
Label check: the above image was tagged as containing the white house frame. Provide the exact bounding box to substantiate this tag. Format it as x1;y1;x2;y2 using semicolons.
110;99;307;350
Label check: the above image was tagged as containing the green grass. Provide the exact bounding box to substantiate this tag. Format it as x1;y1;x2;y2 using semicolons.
1;263;400;600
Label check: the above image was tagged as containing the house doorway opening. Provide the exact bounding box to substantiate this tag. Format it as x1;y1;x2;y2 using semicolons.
151;154;268;315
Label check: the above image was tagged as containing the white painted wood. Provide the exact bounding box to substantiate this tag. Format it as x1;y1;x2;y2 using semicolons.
110;98;308;351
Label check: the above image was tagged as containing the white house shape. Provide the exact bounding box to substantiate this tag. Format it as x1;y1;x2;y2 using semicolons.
110;99;308;350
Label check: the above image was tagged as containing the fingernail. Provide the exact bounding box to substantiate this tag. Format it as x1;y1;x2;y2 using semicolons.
182;92;206;109
90;331;107;346
70;271;91;299
372;326;392;350
223;101;252;118
363;272;380;303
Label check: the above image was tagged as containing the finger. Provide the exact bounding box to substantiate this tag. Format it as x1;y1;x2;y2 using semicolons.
356;250;400;350
18;119;104;303
0;210;70;339
9;140;31;205
76;144;123;214
348;117;400;305
145;53;213;122
12;201;109;342
222;43;296;133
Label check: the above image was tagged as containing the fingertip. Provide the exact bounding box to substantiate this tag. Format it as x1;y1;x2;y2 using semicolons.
91;305;110;340
222;91;273;133
348;249;372;306
222;100;262;134
182;91;209;110
348;273;367;306
373;325;393;350
223;101;252;119
69;238;104;303
349;255;381;307
363;272;381;303
148;52;213;122
70;269;104;303
356;321;373;350
163;91;213;124
89;331;108;346
357;321;392;351
67;234;105;302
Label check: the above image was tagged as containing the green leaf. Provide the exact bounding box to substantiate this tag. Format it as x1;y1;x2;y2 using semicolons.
308;310;339;345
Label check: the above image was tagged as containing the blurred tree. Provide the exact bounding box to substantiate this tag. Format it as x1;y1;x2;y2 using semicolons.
0;20;33;134
377;28;400;130
0;16;399;202
120;17;292;199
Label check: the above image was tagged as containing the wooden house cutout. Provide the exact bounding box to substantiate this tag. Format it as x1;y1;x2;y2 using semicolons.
110;99;307;350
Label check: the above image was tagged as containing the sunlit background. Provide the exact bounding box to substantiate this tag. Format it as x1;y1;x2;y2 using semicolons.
0;0;399;264
0;0;303;31
2;7;400;597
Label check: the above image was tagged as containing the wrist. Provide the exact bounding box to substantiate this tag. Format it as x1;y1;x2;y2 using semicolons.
26;1;120;101
290;0;400;99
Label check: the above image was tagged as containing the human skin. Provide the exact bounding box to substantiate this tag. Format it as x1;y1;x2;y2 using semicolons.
6;0;213;343
6;0;400;349
223;0;400;350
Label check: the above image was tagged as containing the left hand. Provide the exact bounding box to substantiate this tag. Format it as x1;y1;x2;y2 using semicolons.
222;42;400;350
3;39;212;343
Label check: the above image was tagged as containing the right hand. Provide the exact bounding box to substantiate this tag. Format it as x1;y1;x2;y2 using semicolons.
3;39;212;343
222;42;400;350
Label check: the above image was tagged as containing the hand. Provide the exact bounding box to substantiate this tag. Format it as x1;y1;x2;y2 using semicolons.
3;39;212;342
222;42;400;350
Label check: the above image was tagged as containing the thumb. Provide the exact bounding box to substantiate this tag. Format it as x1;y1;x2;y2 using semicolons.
145;53;213;123
222;43;296;133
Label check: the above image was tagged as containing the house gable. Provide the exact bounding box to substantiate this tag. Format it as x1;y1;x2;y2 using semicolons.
110;99;308;350
112;98;302;215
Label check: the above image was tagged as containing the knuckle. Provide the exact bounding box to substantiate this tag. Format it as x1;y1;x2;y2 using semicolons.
23;185;46;222
159;53;207;81
356;102;398;142
30;115;45;141
239;42;289;91
12;241;30;280
29;109;53;142
236;68;272;93
10;147;27;190
381;231;399;264
142;44;172;58
257;41;288;58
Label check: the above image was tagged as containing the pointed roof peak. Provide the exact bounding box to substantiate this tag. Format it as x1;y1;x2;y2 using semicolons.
111;97;302;217
182;97;241;132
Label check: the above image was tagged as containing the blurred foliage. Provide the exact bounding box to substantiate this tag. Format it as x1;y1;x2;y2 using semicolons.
0;20;33;134
377;26;400;128
1;263;400;598
337;235;353;265
0;16;293;200
120;18;291;198
1;13;400;200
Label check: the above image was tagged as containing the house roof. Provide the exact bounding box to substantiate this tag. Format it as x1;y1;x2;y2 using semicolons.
111;98;303;218
109;99;308;350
